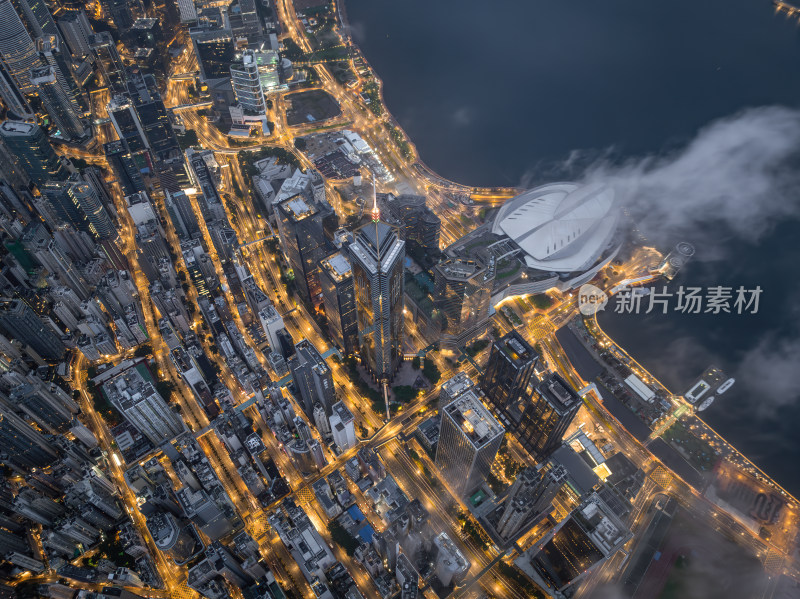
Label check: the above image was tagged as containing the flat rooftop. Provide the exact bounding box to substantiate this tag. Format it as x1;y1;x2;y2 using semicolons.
332;400;353;424
440;372;474;399
538;374;581;413
444;389;504;448
280;195;316;221
320;252;351;282
0;121;35;135
437;258;483;280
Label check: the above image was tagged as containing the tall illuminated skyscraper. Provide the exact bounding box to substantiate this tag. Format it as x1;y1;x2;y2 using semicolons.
349;195;405;382
230;49;266;117
0;120;68;186
14;0;60;41
0;405;58;470
37;36;85;113
274;192;335;307
29;65;86;140
41;180;115;241
434;257;494;348
480;330;538;414
0;63;32;117
319;252;358;357
0;0;41;94
436;388;504;497
0;298;65;361
516;373;582;460
68;182;115;240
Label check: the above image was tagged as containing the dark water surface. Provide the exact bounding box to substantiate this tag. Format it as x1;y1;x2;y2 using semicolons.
346;0;800;494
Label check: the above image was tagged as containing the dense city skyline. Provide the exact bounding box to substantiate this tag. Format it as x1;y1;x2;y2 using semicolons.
0;1;795;599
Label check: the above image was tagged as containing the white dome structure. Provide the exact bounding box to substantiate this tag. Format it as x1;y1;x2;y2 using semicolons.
491;182;619;273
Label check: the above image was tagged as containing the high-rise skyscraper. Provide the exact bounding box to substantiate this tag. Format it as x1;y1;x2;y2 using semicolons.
9;379;80;434
103;140;146;196
37;35;85;113
29;65;86;140
164;189;200;239
439;371;476;411
518;492;632;595
436;387;504;498
0;298;65;360
274;192;336;307
98;0;134;30
0;63;32;117
434;257;495;348
89;32;125;92
490;367;582;463
329;401;356;453
495;465;566;540
41;179;115;240
289;339;336;416
319;252;358;357
0;120;68;185
67;182;115;240
107;95;149;154
230;49;266;118
349;201;405;382
57;11;93;58
517;374;582;460
480;330;538;414
0;0;41;94
24;234;90;299
15;0;60;41
105;366;185;445
0;405;58;470
123;70;180;162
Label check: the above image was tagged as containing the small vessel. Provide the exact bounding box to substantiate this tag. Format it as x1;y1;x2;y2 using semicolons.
697;395;715;412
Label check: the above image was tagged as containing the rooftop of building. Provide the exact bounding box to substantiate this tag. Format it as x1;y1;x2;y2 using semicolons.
0;121;36;135
444;389;504;448
279;194;316;221
548;445;600;498
435;258;487;281
537;373;581;413
29;65;56;82
350;221;404;274
495;330;537;366
331;401;354;425
295;339;328;371
320;252;352;282
433;532;470;570
490;182;620;273
132;17;158;29
440;372;475;399
573;492;631;554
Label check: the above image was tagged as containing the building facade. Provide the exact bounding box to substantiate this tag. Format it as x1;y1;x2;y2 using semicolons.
319;252;358;357
349;218;405;382
434;257;494;348
274;193;335;308
0;298;65;360
0;120;67;185
480;330;538;409
436;388;504;498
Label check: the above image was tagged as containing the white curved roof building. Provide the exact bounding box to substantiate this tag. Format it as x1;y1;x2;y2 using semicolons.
491;182;619;273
